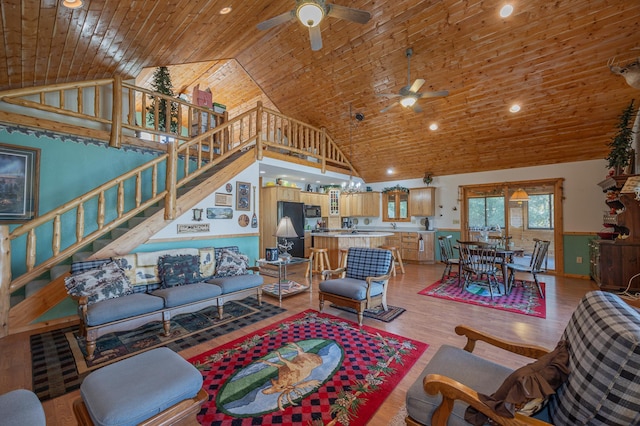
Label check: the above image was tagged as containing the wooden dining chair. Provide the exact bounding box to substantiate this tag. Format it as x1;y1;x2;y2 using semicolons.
506;239;550;298
457;241;502;299
437;235;459;282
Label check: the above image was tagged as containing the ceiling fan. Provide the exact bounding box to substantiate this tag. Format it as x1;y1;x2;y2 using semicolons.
378;48;449;113
256;0;371;51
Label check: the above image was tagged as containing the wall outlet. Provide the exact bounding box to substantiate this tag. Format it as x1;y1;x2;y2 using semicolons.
576;256;583;264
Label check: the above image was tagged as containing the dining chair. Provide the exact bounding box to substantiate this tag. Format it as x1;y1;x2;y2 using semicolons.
457;241;502;299
487;235;512;248
438;235;460;282
506;239;550;298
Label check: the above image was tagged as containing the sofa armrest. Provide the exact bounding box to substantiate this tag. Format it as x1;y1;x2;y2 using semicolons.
423;374;551;426
455;325;550;359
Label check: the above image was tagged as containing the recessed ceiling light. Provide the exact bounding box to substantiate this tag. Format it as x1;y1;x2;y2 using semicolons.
429;123;438;131
500;4;513;18
63;0;83;8
300;177;306;181
387;168;393;174
219;6;232;15
509;104;521;113
260;170;266;174
316;180;321;183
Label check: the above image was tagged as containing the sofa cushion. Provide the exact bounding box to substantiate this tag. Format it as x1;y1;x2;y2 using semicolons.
0;389;46;426
215;249;249;277
112;254;156;287
548;291;640;426
207;273;263;294
65;261;133;305
465;340;570;425
345;247;392;281
85;293;165;326
406;344;514;426
71;258;112;274
319;277;385;300
158;254;202;288
152;283;222;308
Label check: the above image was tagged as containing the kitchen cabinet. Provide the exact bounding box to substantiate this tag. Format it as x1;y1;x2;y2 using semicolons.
383;191;410;222
591;175;640;292
410;187;435;217
300;192;329;215
340;192;380;217
259;185;301;256
385;232;435;263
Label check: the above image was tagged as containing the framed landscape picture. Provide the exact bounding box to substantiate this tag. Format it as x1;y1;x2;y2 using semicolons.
236;181;250;211
215;192;232;207
0;143;40;222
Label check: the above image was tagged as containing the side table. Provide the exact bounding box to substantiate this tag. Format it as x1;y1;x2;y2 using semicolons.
256;257;311;302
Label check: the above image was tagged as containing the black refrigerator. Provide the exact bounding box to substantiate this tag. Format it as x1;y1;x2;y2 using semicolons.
277;201;305;258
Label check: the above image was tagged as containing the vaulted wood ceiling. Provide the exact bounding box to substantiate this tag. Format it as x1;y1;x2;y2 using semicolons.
1;0;639;182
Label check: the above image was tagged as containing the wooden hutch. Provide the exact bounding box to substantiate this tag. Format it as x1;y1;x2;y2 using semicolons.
590;174;640;292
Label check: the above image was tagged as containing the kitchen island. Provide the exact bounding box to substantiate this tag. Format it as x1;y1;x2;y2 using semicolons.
311;231;394;269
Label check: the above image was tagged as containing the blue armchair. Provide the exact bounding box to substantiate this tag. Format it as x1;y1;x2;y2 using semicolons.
318;247;393;325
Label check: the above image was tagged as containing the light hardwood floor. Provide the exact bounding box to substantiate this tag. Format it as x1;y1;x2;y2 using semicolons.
0;263;598;425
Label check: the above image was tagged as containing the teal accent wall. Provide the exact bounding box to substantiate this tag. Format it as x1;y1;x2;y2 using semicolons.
434;230;461;261
136;236;261;265
563;234;593;277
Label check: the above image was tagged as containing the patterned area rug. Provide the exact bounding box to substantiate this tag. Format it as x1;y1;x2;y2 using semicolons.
329;304;406;322
30;297;285;402
189;310;428;426
418;275;546;318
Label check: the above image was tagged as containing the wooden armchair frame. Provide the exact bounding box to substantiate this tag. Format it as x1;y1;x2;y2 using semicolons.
407;325;552;426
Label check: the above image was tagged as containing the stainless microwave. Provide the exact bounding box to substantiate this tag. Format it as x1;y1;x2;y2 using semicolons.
304;205;322;218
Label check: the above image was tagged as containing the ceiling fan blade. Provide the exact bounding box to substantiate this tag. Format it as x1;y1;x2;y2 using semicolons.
422;90;450;98
376;93;401;99
409;78;425;93
326;3;371;24
380;102;399;113
256;10;295;31
309;25;323;51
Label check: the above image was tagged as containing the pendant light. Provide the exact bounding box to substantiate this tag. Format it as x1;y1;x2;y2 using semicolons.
510;188;530;203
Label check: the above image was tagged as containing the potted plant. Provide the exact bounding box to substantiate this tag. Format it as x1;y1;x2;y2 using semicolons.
605;99;636;175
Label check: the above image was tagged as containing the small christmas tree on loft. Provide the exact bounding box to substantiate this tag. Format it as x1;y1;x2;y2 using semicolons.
606;99;636;175
146;66;178;134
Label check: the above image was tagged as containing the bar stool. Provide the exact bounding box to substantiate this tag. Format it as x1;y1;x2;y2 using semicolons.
379;245;405;276
306;248;331;278
337;248;349;278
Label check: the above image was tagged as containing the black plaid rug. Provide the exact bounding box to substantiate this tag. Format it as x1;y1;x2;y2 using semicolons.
329;304;406;322
30;297;285;401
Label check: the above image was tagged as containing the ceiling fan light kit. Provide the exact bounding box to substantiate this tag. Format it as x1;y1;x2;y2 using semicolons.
62;0;83;8
297;2;325;27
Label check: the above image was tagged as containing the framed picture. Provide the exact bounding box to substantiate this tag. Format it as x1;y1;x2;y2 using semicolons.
0;143;40;222
215;192;232;207
236;181;251;211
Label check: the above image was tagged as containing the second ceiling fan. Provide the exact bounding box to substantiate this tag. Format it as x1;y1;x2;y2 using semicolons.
379;48;449;113
256;0;371;51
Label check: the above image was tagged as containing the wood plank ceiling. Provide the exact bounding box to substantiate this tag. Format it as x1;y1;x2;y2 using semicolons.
1;0;639;183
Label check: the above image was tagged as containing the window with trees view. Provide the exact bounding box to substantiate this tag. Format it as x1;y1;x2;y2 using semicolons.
468;196;505;228
528;194;554;229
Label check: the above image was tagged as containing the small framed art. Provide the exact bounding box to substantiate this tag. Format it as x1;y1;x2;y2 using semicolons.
236;181;250;211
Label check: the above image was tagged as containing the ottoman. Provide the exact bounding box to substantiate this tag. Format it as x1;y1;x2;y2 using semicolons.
73;347;206;426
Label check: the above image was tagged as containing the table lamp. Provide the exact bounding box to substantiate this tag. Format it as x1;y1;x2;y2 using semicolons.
275;216;298;259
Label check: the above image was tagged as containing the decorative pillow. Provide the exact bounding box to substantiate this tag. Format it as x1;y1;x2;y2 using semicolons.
158;254;202;288
198;247;216;278
70;258;112;275
64;261;132;305
465;340;570;425
215;249;249;277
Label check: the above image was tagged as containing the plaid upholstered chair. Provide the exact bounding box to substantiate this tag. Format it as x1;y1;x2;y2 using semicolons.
405;291;640;425
318;247;393;325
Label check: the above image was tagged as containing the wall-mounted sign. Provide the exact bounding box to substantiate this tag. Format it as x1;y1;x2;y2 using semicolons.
177;223;210;234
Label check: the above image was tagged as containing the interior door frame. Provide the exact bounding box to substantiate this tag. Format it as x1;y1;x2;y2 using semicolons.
459;178;564;276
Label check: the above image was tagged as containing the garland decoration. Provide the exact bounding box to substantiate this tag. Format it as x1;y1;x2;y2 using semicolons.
382;185;409;194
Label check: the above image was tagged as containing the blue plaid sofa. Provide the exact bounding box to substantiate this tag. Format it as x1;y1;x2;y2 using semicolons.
318;247;393;325
405;290;640;425
67;246;263;361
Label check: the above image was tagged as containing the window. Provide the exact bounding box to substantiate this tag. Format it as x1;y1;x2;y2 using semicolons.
468;196;505;228
528;194;554;229
383;191;410;222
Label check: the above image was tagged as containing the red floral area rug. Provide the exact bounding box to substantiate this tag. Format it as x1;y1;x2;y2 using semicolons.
418;275;546;318
189;310;428;425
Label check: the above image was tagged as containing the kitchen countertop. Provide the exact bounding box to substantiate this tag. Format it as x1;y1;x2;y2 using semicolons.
311;231;394;238
308;228;435;234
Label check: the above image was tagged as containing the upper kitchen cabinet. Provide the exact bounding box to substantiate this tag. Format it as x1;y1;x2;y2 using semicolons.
383;190;410;222
410;187;435;216
340;192;380;217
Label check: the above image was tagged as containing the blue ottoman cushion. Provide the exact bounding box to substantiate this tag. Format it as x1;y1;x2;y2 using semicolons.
207;274;263;293
0;389;46;426
86;293;164;326
320;277;384;300
152;282;222;308
80;347;203;426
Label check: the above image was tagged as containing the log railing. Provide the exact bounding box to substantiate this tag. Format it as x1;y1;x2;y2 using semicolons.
0;78;357;337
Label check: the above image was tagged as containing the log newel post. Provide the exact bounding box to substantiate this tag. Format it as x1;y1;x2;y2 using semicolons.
256;102;263;160
0;225;11;338
165;142;177;220
110;75;123;148
321;127;327;173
